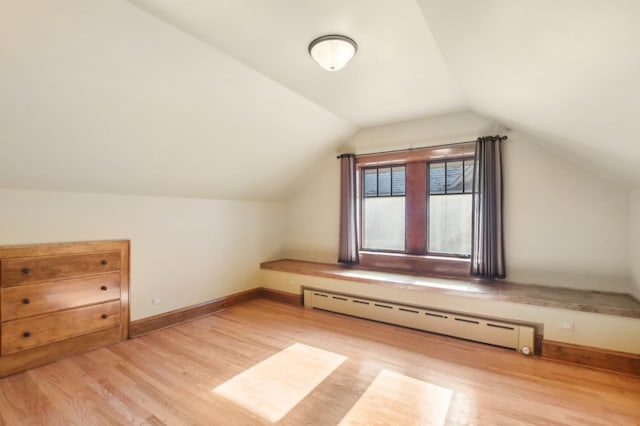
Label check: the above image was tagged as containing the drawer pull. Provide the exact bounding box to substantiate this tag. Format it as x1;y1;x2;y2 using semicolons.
101;259;108;266
22;298;31;305
100;285;108;291
101;314;108;319
23;331;31;338
21;267;32;275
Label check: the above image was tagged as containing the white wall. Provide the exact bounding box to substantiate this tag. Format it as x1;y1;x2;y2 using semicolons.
284;111;633;293
503;132;630;292
261;270;640;354
630;190;640;300
0;188;286;320
343;110;499;154
285;157;340;263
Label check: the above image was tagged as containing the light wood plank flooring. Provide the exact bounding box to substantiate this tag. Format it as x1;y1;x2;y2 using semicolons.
1;299;639;425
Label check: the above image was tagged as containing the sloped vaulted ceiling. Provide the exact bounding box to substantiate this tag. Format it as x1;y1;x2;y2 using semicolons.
128;0;467;127
0;0;355;201
1;0;639;201
416;0;640;186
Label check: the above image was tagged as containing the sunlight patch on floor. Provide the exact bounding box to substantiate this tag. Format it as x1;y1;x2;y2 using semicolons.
338;369;453;426
213;343;347;423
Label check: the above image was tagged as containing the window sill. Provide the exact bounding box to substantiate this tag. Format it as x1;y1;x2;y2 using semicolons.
358;251;470;279
260;259;640;319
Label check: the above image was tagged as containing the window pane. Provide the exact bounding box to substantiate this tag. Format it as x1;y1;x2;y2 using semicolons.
464;160;474;193
429;163;445;194
428;194;472;255
446;161;463;193
364;169;377;197
391;166;406;195
378;168;391;196
363;197;405;251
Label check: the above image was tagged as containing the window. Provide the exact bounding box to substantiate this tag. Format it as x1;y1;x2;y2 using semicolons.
356;143;475;273
362;166;406;251
427;159;474;256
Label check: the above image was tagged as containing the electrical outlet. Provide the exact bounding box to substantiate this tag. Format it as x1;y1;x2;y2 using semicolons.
558;321;574;330
152;297;162;306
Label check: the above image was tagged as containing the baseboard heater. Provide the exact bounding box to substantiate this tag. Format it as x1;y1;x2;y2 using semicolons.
304;289;535;355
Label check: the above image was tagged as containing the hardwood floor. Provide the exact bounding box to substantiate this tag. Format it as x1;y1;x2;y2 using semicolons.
1;299;639;425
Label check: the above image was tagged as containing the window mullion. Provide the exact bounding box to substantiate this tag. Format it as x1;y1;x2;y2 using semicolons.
405;162;427;254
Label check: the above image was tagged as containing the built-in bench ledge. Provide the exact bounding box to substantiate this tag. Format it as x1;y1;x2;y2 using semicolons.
260;259;640;319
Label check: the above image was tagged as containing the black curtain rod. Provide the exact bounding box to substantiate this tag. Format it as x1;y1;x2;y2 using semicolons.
337;135;508;159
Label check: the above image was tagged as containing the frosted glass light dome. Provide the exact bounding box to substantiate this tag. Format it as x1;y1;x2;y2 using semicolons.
308;35;357;71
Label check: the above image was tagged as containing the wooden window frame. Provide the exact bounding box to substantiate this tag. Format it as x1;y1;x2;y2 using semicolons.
426;157;475;256
356;143;475;278
361;165;407;252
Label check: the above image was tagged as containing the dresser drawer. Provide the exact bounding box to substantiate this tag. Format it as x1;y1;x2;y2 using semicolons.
1;300;120;356
1;274;121;322
1;251;120;287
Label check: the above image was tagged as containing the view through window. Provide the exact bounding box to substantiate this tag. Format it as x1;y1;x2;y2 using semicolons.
358;144;475;260
427;159;474;256
362;166;406;251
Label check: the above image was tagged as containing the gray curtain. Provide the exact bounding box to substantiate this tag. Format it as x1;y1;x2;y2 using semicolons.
471;136;505;279
338;154;359;264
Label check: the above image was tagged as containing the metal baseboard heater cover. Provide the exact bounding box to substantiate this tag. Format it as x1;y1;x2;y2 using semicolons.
304;289;534;355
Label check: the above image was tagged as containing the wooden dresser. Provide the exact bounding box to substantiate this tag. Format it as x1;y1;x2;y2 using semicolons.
0;240;129;377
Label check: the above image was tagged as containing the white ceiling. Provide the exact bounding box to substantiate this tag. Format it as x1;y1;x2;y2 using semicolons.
417;0;640;186
1;0;639;201
129;0;467;127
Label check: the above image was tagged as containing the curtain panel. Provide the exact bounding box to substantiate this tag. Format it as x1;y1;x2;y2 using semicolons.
471;136;506;279
338;154;359;264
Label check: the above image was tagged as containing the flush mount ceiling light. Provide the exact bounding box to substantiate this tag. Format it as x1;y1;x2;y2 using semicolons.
308;35;357;72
